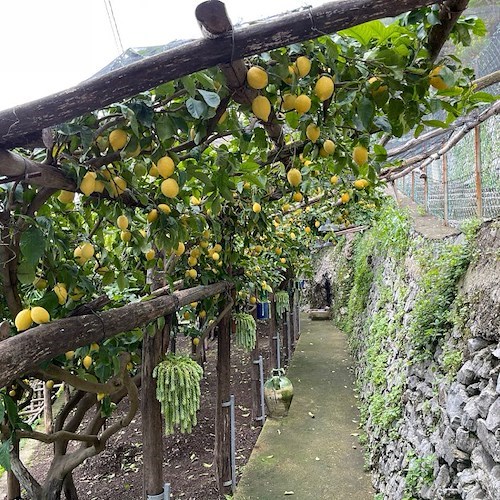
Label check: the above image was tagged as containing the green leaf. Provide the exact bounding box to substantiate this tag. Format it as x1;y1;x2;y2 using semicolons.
340;20;386;45
285;112;300;130
373;144;387;160
357;97;375;131
116;271;128;291
0;438;11;471
17;261;36;285
128;101;154;127
422;119;449;129
198;89;220;109
186;98;207;119
469;92;497;104
242;173;267;189
181;76;196;97
372;49;402;67
0;399;4;423
20;226;45;267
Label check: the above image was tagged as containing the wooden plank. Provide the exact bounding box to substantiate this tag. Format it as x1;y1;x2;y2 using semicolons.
0;281;230;388
0;0;438;149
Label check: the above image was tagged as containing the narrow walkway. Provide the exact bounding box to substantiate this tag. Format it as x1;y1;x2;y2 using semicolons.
234;317;373;500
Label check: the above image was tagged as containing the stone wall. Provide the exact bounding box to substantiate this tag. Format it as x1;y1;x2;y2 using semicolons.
309;205;500;499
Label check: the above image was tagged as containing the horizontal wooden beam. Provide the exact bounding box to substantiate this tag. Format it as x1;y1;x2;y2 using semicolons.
0;0;440;149
0;281;231;387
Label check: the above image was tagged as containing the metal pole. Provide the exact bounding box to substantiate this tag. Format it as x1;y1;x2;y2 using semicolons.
411;171;415;201
258;355;266;422
423;166;428;212
442;153;448;225
222;395;236;492
276;320;281;370
474;125;483;218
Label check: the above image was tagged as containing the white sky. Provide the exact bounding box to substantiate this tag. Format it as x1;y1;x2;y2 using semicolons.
0;0;326;111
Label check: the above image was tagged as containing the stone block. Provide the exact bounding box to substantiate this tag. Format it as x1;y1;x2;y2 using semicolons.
477;419;500;462
476;380;498;418
456;427;478;454
468;337;491;355
458;360;477;385
447;384;469;428
485;397;500;433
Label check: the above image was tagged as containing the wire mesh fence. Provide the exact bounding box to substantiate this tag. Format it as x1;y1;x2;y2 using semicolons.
395;2;500;227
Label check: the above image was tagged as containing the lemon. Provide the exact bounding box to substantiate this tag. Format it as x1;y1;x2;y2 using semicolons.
58;190;75;204
315;221;320;228
112;176;127;196
282;203;291;212
341;192;350;204
65;351;75;361
70;287;84;301
90;343;100;352
109;129;128;151
368;76;387;95
97;393;106;402
193;337;200;346
94;180;105;193
33;276;48;290
46;380;55;390
9;390;16;397
82;355;93;370
353;146;369;166
174;242;185;256
80;242;94;260
295;56;312;77
306;123;320;143
315;75;335;101
247;66;268;89
157;156;175;178
80;172;96;196
212;252;220;261
290;232;296;240
213;243;222;253
294;95;311;114
292;191;303;202
117;215;129;230
31;306;50;324
190;247;201;258
15;309;33;331
282;93;297;111
275;247;282;256
252;202;262;213
161;178;180;198
149;164;159;177
74;246;87;265
199;310;207;319
249;296;257;305
145;249;156;261
120;230;132;242
53;283;68;305
287;168;302;187
158;204;171;214
323;139;336;155
186;269;197;279
147;209;158;223
280;258;286;264
429;66;448;90
330;175;339;185
252;95;271;122
190;196;201;206
305;226;311;234
354;179;369;189
183;311;191;320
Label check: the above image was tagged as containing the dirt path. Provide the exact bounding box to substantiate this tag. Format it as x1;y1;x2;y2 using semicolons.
234;317;373;500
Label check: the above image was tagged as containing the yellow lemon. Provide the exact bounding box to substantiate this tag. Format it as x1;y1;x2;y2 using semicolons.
82;355;93;370
249;296;257;305
292;191;303;202
429;66;449;90
145;249;156;261
211;252;220;261
315;220;320;228
147;209;158;223
306;123;320;143
315;75;335;101
252;95;271;122
199;310;207;319
46;380;55;390
58;190;75;204
354;179;369;189
280;257;286;264
305;226;311;234
190;196;201;206
94;180;105;193
15;309;33;331
33;276;48;290
74;246;87;265
186;268;197;279
161;178;179;198
193;337;200;346
353;146;369;166
174;242;185;256
53;283;68;305
282;93;297;111
294;94;311;114
109;129;128;151
294;56;312;77
65;350;75;361
120;230;132;242
80;172;96;196
31;306;50;324
97;393;106;402
287;168;302;187
341;192;350;204
247;66;268;89
158;204;171;214
323;139;336;155
368;76;387;95
117;215;129;230
80;242;94;260
252;202;262;213
188;256;198;267
112;176;127;196
149;164;159;177
90;343;100;352
157;156;175;178
330;175;339;185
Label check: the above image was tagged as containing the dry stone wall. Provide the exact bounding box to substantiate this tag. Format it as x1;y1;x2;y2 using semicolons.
309;209;500;499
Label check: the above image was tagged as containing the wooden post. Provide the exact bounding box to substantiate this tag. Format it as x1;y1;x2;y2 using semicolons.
7;439;21;499
269;294;277;372
43;383;53;434
442;153;449;225
141;316;169;499
474;125;483;218
215;299;232;495
249;307;262;426
411;171;415;201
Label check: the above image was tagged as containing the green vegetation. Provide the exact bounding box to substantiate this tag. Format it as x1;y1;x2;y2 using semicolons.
403;453;436;500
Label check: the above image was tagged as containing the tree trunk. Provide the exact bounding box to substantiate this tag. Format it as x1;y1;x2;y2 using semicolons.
215;299;232;494
268;295;277;372
62;473;79;500
7;439;21;500
249;308;262;426
44;383;54;434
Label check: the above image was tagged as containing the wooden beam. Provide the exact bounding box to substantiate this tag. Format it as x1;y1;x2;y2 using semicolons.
0;282;230;388
0;0;440;149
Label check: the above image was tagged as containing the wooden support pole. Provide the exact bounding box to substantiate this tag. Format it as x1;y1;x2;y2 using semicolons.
442;153;449;225
7;440;21;500
474;125;483;218
249;308;262;426
411;171;415;201
43;384;53;434
215;298;232;495
269;294;277;372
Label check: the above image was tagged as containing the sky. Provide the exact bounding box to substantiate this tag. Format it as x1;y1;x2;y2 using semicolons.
0;0;326;111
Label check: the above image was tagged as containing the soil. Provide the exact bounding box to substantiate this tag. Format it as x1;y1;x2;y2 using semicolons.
5;321;274;500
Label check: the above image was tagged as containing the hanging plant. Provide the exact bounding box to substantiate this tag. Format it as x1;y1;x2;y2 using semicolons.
275;291;290;318
153;353;203;435
233;312;257;351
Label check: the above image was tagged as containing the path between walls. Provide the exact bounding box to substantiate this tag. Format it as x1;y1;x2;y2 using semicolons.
234;316;373;500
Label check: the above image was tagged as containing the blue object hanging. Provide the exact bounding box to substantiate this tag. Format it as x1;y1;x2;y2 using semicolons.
257;301;270;319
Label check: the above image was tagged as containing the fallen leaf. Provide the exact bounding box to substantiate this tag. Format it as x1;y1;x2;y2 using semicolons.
308;412;315;418
202;463;213;468
284;491;294;495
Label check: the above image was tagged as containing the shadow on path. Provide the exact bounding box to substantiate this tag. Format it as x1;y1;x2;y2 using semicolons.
234;317;373;500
